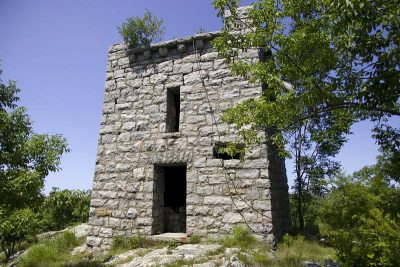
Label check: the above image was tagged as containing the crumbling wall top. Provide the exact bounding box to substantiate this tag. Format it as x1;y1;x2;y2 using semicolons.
108;5;254;62
108;31;221;54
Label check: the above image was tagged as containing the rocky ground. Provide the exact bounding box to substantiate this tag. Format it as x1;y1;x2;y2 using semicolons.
107;244;234;267
3;224;339;267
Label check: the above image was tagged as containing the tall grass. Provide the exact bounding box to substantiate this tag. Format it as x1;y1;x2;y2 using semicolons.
222;224;259;250
19;231;78;267
210;226;335;267
19;231;103;267
273;235;336;266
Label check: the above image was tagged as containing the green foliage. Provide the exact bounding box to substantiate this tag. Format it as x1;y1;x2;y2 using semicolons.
0;209;39;261
211;228;334;267
110;235;165;254
373;125;400;182
252;251;269;266
236;251;253;266
289;193;322;235
319;167;400;266
19;231;96;267
276;234;336;266
41;188;91;231
288;121;341;232
190;235;201;244
212;0;399;184
167;242;178;250
281;233;296;248
118;11;165;49
232;224;255;243
223;225;257;249
0;69;69;261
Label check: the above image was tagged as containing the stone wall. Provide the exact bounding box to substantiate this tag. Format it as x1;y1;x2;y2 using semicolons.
87;6;291;252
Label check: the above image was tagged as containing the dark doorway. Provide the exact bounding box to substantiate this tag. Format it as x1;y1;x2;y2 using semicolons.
153;165;186;233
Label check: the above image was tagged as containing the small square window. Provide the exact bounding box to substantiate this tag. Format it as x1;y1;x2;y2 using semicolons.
213;142;244;160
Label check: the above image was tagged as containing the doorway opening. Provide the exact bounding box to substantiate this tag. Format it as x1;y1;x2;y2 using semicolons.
153;165;186;234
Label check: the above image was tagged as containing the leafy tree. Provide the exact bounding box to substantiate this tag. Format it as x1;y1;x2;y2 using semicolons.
373;125;400;182
118;11;165;49
41;188;91;231
288;121;341;232
0;69;69;260
0;209;39;261
319;161;400;266
211;0;399;176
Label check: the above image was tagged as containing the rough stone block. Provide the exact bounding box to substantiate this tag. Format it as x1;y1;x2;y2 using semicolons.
204;196;231;205
86;236;103;248
159;47;168;57
143;50;151;59
222;213;242;224
236;169;259;179
177;43;186;53
95;208;113;217
118;57;129;66
137;217;152;226
99;227;113;237
194;38;204;49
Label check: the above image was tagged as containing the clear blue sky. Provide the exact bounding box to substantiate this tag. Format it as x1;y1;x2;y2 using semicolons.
0;0;388;194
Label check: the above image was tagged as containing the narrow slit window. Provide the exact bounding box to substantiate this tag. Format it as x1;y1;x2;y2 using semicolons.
166;87;180;132
213;142;243;160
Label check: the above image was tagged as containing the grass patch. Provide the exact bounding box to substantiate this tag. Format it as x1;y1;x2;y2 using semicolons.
189;235;201;244
236;252;253;266
221;225;258;250
109;235;167;255
275;234;336;265
206;226;335;267
252;251;269;266
19;231;104;267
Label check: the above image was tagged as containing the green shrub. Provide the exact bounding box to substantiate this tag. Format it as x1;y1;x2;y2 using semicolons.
111;236;126;250
41;188;91;231
0;208;39;261
222;225;256;249
319;172;400;266
289;192;322;236
19;231;81;267
233;224;254;242
118;11;165;49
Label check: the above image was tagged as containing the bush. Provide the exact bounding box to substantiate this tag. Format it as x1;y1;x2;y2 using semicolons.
319;172;400;266
0;209;39;261
289;193;321;236
222;225;256;249
118;11;165;49
41;188;91;231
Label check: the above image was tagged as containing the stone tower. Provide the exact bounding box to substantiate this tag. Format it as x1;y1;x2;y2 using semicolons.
87;7;291;251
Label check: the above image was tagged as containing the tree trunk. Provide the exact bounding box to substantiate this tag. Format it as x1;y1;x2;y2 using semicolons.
297;179;304;232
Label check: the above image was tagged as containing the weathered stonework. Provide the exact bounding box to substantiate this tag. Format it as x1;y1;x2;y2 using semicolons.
87;6;291;252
